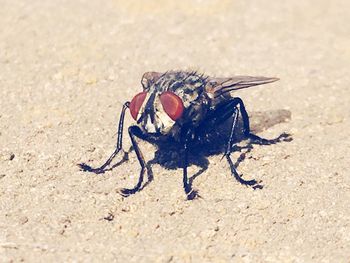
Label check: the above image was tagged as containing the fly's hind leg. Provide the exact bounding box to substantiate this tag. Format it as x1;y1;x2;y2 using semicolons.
78;102;130;174
223;105;258;186
236;97;292;145
224;97;292;187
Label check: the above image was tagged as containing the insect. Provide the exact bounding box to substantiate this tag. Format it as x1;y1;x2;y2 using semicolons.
79;71;291;200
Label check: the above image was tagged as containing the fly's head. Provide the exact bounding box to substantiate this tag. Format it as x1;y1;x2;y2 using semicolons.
129;89;184;135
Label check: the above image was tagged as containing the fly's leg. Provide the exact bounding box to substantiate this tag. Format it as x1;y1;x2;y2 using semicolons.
118;126;149;197
201;97;290;188
236;97;292;144
78;102;130;174
224;106;258;186
183;139;192;199
182;130;200;200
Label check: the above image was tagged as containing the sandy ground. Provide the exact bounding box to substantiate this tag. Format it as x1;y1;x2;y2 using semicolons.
1;0;350;262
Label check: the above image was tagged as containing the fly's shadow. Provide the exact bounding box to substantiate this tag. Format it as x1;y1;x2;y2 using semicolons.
144;109;292;188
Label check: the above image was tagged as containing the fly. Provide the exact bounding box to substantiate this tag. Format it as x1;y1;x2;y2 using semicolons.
78;71;291;200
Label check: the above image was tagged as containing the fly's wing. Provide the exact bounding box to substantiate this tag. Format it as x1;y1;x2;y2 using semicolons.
205;76;279;98
141;72;164;90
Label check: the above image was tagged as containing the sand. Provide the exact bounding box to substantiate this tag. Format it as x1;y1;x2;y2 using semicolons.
1;0;350;262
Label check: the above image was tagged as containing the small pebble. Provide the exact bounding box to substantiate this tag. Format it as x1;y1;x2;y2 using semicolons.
19;216;29;224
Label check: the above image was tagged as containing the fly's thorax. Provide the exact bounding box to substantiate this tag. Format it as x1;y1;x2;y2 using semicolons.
182;96;209;126
167;75;210;126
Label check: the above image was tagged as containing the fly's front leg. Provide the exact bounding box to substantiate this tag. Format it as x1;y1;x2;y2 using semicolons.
224;106;258;186
118;126;149;197
78;102;130;174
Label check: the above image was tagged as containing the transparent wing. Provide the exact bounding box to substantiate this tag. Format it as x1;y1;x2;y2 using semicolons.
205;76;279;97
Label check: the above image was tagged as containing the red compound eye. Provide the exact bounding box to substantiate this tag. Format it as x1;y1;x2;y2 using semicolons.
130;92;147;120
160;91;184;121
